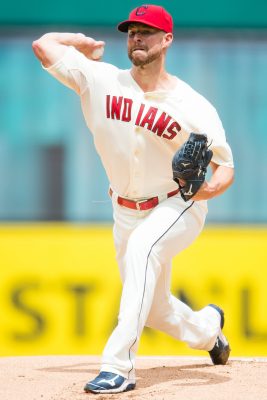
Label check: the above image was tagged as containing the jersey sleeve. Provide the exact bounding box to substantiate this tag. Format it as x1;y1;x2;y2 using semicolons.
42;46;115;96
186;94;234;168
179;80;234;168
201;106;234;168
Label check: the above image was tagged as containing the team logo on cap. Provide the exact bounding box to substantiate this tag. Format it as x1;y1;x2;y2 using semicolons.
136;5;148;16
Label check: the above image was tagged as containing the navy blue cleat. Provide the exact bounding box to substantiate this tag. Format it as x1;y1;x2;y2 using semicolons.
84;371;136;394
208;304;231;365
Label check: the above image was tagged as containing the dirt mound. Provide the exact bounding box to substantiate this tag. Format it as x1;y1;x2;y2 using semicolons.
1;355;266;400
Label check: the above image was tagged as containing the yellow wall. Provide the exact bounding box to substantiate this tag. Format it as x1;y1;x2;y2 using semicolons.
0;224;267;357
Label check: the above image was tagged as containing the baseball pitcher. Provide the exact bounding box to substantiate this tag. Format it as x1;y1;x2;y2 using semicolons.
32;4;234;394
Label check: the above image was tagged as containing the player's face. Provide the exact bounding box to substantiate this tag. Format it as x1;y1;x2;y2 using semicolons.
127;23;170;67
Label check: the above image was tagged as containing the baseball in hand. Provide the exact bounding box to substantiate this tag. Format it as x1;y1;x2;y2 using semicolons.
91;46;104;60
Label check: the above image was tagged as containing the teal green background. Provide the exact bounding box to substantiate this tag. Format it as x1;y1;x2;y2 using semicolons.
0;2;267;222
1;0;267;27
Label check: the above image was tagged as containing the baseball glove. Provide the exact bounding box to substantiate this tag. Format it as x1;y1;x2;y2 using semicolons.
172;133;213;202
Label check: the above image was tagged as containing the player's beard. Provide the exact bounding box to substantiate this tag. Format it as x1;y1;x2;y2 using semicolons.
128;46;163;67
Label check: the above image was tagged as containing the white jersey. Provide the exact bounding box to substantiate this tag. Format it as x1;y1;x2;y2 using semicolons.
44;46;234;199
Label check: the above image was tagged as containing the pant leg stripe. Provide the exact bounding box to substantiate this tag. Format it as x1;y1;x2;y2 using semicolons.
127;201;195;377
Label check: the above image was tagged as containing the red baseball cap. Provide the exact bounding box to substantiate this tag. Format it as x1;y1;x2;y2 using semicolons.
117;4;173;33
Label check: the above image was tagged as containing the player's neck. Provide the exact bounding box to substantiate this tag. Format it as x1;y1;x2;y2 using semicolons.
131;60;175;93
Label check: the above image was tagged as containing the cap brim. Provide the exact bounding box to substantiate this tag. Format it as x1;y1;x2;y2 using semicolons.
117;19;164;33
117;20;132;32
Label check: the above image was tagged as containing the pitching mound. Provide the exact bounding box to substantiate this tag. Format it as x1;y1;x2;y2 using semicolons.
1;355;266;400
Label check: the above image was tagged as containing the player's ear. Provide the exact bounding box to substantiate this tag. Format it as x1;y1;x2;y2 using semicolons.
162;32;173;49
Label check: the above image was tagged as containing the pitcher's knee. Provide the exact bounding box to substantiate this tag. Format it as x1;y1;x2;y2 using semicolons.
127;230;158;257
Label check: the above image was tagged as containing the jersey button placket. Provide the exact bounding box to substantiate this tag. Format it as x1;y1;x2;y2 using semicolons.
131;126;142;197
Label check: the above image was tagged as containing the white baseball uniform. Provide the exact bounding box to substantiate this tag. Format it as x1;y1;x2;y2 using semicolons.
44;46;234;379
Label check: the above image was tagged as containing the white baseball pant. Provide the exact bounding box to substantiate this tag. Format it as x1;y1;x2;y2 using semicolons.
101;192;221;379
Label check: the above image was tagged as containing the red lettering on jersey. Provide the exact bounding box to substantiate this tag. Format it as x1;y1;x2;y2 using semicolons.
135;103;145;125
106;95;111;118
140;107;158;130
152;112;172;136
122;98;133;122
163;121;181;140
111;96;123;120
106;96;182;141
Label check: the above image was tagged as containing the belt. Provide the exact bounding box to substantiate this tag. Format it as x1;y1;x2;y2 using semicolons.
109;188;179;211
